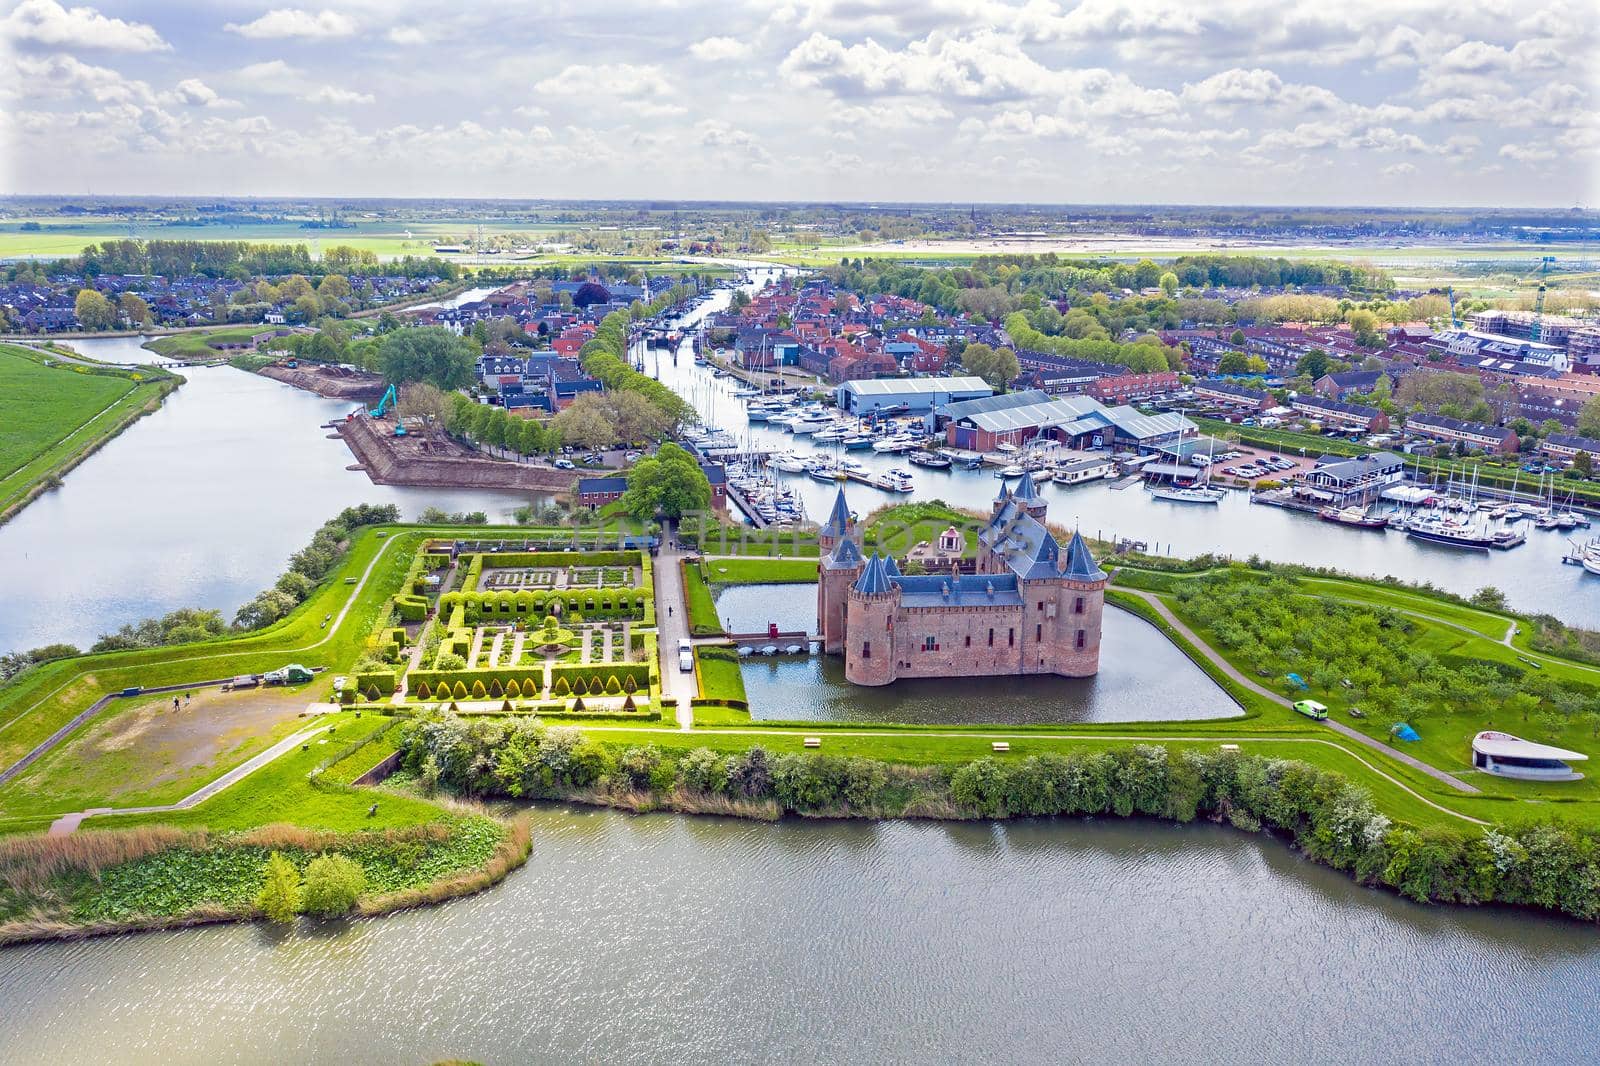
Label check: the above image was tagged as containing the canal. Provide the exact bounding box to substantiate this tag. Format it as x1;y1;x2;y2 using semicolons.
716;582;1240;722
2;807;1596;1065
646;288;1600;626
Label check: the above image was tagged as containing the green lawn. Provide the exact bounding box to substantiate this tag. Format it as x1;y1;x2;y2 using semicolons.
143;326;273;360
694;647;747;703
683;561;723;636
0;344;176;517
703;558;819;584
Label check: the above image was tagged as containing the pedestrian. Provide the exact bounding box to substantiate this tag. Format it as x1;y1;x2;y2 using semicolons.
172;696;180;710
668;605;673;616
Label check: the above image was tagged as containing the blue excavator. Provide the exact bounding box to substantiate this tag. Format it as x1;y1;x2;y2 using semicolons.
368;384;406;436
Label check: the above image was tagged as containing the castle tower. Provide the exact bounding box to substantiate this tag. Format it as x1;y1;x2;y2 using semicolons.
844;553;898;686
991;478;1011;517
817;487;863;656
1052;531;1108;677
1010;469;1048;521
818;534;864;655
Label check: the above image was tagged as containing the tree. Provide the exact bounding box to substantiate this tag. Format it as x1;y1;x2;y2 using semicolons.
117;292;150;327
1217;351;1250;375
1345;309;1381;346
397;382;449;429
1578;396;1600;440
255;852;302;923
1470;587;1508;610
1159;271;1179;297
552;393;619;450
1573;451;1594;479
1229;329;1246;346
620;442;711;519
1295;349;1330;380
960;342;1020;390
378;326;475;389
1244;355;1270;374
74;288;116;330
299;853;366;918
317;274;352;302
573;281;611;307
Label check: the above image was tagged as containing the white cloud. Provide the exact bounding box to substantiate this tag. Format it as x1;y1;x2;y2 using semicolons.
1499;142;1557;163
303;85;375;106
533;64;672;98
2;0;169;52
689;36;747;61
171;78;236;109
225;8;357;40
386;26;426;46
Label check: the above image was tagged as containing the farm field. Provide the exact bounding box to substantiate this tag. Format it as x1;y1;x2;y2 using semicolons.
0;343;177;519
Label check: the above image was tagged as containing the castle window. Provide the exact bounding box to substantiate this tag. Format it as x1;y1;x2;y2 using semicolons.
1076;629;1086;649
922;635;937;652
862;641;871;659
965;635;971;647
1008;628;1014;647
1035;623;1042;641
1037;601;1044;611
988;628;994;647
1074;596;1085;615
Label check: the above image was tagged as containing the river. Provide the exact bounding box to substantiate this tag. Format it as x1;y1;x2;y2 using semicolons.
0;338;548;655
1;807;1595;1065
650;284;1599;626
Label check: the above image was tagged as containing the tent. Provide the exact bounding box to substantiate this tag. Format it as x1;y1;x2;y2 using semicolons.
1390;723;1421;742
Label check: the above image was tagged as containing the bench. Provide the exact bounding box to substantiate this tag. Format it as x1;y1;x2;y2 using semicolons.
991;741;1010;752
1220;743;1240;752
803;737;821;749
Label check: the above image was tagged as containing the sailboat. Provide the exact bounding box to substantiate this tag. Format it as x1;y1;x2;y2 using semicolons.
1147;419;1224;504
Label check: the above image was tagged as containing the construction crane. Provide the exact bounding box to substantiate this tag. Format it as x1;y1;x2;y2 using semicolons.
1446;286;1462;329
1532;255;1557;342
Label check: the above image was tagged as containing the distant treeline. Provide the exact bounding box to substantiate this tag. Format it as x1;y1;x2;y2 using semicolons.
51;240;460;281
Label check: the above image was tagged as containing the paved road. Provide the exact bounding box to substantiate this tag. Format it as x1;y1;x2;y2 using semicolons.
47;718;334;835
652;522;695;729
1119;588;1481;796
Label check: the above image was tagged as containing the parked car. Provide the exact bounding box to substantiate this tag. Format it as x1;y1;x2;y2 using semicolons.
553;458;575;470
678;638;694;673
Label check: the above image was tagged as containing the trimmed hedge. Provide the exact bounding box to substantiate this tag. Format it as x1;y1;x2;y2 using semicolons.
353;670;397;697
394;594;428;622
481;550;640;568
440;588;651;623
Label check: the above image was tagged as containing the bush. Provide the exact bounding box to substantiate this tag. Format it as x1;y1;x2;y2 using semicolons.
254;852;301;923
299;853;367;918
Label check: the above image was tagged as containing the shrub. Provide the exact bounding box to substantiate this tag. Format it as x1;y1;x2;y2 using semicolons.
300;854;366;918
255;852;302;923
489;678;504;698
605;675;623;695
554;677;570;696
678;747;728;793
505;679;521;698
453;681;468;699
471;680;487;699
413;681;431;699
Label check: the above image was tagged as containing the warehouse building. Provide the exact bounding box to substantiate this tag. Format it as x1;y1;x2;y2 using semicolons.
835;376;992;415
930;389;1192;452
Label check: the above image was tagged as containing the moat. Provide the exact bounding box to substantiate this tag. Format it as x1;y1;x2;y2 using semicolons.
716;582;1240;722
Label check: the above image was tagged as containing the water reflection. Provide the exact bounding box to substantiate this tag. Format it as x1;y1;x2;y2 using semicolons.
716;583;1240;722
1;809;1595;1066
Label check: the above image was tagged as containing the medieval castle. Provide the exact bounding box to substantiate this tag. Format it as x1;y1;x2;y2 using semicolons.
815;477;1109;687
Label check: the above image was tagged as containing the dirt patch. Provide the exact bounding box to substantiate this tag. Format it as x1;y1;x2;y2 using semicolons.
65;686;313;798
337;413;577;492
259;363;385;400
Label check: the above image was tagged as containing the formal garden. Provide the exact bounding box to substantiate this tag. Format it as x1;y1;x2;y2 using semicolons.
350;543;661;719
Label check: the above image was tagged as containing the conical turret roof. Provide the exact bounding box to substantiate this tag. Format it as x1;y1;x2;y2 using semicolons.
820;486;853;538
1061;531;1107;581
853;552;897;595
1012;470;1040;502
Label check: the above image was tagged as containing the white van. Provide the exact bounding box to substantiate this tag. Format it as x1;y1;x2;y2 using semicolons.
678;638;694;673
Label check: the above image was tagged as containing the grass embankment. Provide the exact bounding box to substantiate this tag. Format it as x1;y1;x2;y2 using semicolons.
143;325;270;360
0;343;180;521
682;560;723;636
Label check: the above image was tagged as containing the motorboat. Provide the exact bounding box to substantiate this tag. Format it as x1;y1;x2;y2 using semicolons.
1404;513;1493;551
997;464;1026;478
841;433;876;450
767;452;808;474
908;450;952;469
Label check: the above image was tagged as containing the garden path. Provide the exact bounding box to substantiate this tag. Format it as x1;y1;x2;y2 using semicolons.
468;628;485;667
488;631;506;668
46;718;334;836
1119;589;1480;795
510;632;527;667
653;521;695;730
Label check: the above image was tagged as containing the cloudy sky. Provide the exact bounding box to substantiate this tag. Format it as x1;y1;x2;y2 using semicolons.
2;0;1596;206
